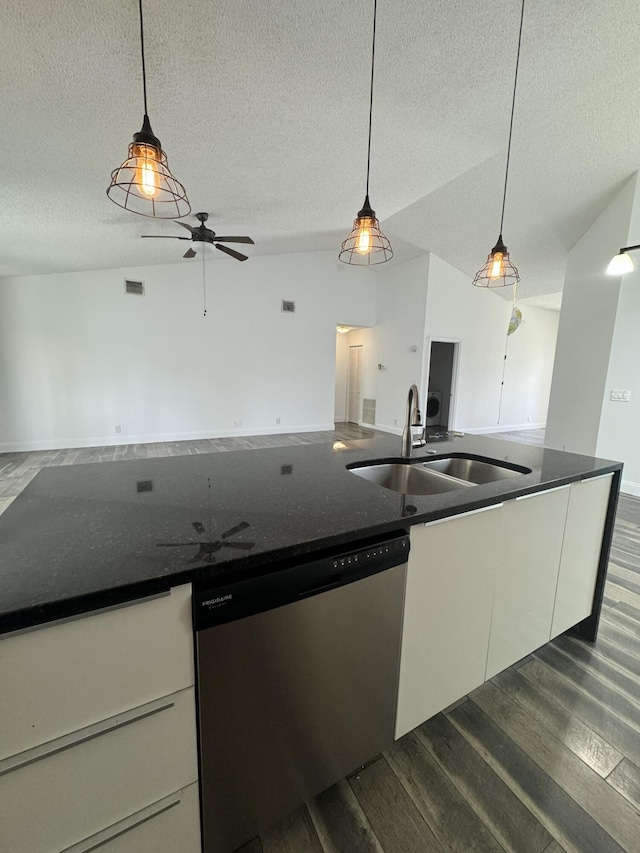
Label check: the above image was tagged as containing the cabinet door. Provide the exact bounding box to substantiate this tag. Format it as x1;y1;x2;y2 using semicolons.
551;474;613;638
0;584;194;760
485;486;570;679
62;782;201;853
0;688;198;853
396;504;504;739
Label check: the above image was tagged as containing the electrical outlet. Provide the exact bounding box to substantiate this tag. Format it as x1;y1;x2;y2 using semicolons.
233;420;242;427
527;415;531;422
281;464;293;475
114;425;121;434
276;417;281;425
610;389;631;402
394;418;398;426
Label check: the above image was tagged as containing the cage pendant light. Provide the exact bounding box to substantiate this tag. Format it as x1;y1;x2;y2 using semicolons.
107;0;190;218
473;0;525;288
339;0;393;266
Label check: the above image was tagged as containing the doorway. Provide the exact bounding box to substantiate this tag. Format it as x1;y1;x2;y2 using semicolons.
347;345;363;424
426;340;460;431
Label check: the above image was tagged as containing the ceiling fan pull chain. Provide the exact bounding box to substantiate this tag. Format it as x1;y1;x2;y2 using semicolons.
202;252;207;317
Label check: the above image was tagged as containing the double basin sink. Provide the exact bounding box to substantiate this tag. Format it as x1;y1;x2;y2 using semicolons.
347;453;531;495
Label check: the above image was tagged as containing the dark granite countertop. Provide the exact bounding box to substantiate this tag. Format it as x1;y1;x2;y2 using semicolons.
0;433;622;634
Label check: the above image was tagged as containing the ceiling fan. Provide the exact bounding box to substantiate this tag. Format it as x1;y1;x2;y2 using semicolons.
142;212;254;261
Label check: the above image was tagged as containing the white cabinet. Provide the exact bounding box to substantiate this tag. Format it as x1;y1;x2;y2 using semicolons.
0;585;200;853
551;474;613;638
485;485;570;679
396;504;504;739
396;477;612;737
0;584;194;759
67;782;201;853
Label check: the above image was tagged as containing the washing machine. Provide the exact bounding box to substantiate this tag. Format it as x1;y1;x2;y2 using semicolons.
425;391;442;426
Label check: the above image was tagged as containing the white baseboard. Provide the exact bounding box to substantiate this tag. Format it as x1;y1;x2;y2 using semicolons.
0;423;335;453
371;423;403;436
462;422;546;435
621;480;640;497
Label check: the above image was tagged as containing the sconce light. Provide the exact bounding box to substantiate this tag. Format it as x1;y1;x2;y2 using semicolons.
607;244;640;276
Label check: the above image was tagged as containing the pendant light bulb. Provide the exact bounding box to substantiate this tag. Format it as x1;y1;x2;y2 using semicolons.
134;144;161;199
607;251;634;276
490;252;505;279
356;217;373;255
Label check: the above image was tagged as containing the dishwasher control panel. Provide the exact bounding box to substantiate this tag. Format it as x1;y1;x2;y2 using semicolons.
193;532;410;630
331;537;408;571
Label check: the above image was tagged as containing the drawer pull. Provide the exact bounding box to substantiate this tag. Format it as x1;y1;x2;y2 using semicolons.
424;503;503;527
0;694;175;777
515;484;570;500
60;790;182;852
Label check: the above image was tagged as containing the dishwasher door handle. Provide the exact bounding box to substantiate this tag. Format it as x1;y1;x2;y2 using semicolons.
298;578;341;599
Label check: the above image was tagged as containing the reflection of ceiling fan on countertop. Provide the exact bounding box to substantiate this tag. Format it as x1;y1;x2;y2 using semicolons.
142;212;254;261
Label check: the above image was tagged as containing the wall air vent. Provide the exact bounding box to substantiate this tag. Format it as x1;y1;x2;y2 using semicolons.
125;279;145;296
363;399;376;425
281;300;295;313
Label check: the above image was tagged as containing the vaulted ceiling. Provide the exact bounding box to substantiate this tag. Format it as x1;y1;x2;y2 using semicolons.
2;0;639;301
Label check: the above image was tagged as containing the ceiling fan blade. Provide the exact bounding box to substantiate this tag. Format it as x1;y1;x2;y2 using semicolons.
141;235;191;240
221;521;251;539
215;243;248;262
222;541;256;550
212;236;255;245
177;221;195;233
183;248;197;259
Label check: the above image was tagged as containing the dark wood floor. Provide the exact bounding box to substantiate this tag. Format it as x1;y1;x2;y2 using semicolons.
2;425;638;851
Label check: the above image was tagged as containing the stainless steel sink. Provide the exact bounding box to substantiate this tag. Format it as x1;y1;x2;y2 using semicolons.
347;454;530;495
347;461;473;495
421;455;530;484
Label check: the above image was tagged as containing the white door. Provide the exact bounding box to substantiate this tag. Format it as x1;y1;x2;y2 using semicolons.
347;346;363;424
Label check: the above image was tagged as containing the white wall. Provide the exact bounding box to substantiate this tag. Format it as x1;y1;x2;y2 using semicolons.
0;251;375;450
340;256;430;433
545;175;634;455
425;254;558;433
342;253;558;435
595;176;640;494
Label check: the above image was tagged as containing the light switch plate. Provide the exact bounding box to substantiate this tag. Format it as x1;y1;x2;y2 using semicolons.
610;389;631;402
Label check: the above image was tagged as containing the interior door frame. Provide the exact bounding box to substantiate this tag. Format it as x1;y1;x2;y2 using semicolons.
424;337;461;431
347;345;363;425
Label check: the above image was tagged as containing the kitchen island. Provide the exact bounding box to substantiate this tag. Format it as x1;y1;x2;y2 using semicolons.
0;433;622;852
0;432;622;634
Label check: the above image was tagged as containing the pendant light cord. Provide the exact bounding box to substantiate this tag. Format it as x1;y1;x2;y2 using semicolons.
365;0;378;198
139;0;149;116
499;0;525;235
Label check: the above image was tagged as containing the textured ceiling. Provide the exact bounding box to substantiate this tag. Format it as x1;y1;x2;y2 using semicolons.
1;0;640;298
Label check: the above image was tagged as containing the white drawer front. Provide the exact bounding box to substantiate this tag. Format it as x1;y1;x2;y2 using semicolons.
0;584;193;759
61;782;201;853
0;687;198;853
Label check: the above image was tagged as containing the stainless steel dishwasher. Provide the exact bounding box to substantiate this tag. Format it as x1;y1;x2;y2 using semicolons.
193;531;409;853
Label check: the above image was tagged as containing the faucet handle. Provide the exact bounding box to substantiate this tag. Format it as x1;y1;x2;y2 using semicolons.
411;424;426;448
